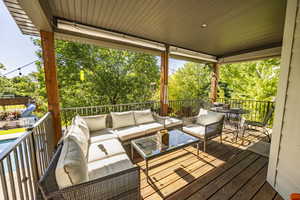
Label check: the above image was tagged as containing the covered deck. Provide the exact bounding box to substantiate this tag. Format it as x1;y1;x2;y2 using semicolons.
2;0;300;199
134;128;279;200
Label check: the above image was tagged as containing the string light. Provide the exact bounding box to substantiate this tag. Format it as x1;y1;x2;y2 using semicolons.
18;68;22;76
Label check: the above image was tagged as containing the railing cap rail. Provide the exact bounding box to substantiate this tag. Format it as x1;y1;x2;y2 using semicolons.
217;98;275;103
0;130;31;161
62;101;160;110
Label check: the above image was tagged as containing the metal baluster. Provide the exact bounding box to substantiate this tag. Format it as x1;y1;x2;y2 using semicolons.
0;161;9;200
19;142;29;200
7;155;17;200
24;138;34;198
42;122;49;167
14;148;25;200
38;125;46;174
33;128;42;176
28;134;39;196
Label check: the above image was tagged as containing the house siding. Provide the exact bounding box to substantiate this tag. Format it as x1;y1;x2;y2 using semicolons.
267;0;300;199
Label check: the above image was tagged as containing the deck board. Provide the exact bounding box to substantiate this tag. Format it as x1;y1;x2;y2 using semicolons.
132;128;281;200
208;158;268;200
230;166;268;200
251;182;277;200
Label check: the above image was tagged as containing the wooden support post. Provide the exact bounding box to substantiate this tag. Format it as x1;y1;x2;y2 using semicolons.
40;30;62;144
210;63;220;102
160;45;169;116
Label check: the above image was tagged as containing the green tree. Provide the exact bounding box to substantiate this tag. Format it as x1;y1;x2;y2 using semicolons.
10;75;37;97
168;62;211;100
0;64;16;96
33;40;160;108
219;58;280;101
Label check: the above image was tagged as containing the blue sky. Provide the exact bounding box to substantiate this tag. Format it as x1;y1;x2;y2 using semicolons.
0;0;186;78
0;0;39;77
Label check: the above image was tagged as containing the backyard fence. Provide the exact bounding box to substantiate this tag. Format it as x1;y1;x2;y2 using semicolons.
0;112;55;200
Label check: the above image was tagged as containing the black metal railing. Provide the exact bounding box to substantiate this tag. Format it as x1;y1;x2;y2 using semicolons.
0;112;55;200
216;98;275;126
61;101;161;127
61;98;275;127
168;99;211;117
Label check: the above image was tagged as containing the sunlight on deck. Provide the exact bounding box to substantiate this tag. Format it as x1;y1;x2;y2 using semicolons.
128;128;281;200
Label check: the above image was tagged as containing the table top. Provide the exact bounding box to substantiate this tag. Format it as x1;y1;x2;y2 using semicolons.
210;107;250;114
131;129;199;160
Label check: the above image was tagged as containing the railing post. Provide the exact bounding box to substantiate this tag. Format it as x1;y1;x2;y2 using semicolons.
210;63;220;102
40;30;62;144
160;45;169;116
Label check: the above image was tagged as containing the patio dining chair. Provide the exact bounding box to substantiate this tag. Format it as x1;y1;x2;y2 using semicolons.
241;106;274;142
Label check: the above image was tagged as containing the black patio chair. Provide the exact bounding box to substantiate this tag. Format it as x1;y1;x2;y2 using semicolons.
241;106;274;142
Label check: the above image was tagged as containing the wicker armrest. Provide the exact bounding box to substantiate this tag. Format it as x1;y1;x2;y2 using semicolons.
38;145;140;200
44;166;140;200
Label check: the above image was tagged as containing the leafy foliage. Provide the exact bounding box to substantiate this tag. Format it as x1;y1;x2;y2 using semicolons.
33;40;160;108
0;64;37;98
219;58;280;101
167;58;280;102
168;62;211;100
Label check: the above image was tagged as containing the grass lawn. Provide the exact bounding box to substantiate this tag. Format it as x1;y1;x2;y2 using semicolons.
0;128;26;135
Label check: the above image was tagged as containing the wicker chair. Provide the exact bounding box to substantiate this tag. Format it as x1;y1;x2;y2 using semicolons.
182;109;225;152
38;144;140;200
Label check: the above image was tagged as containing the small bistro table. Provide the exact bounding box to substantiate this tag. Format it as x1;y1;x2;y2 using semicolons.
210;107;250;140
131;129;200;180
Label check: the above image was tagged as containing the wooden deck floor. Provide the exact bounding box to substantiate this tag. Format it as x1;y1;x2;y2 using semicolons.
131;128;282;200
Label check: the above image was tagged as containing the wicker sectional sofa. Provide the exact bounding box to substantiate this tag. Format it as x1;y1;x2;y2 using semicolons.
38;110;183;200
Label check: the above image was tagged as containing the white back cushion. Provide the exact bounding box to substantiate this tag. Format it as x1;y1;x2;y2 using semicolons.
68;125;89;157
82;115;107;132
111;111;135;129
55;137;88;189
133;109;155;125
73;115;90;138
197;108;224;125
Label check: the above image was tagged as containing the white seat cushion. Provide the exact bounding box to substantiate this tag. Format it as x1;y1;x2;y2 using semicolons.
89;128;118;143
114;126;146;141
68;124;89;157
197;108;224;125
138;122;164;133
165;117;183;128
88;153;133;180
133;109;155;125
183;124;217;138
111;111;136;129
87;139;125;162
82;115;107;132
55;137;88;189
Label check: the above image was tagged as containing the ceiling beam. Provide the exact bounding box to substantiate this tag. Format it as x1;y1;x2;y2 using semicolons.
54;32;163;56
170;47;217;63
218;46;282;64
55;19;217;62
56;19;165;52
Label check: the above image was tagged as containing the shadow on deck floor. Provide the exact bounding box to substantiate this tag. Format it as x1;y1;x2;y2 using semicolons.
128;128;282;200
